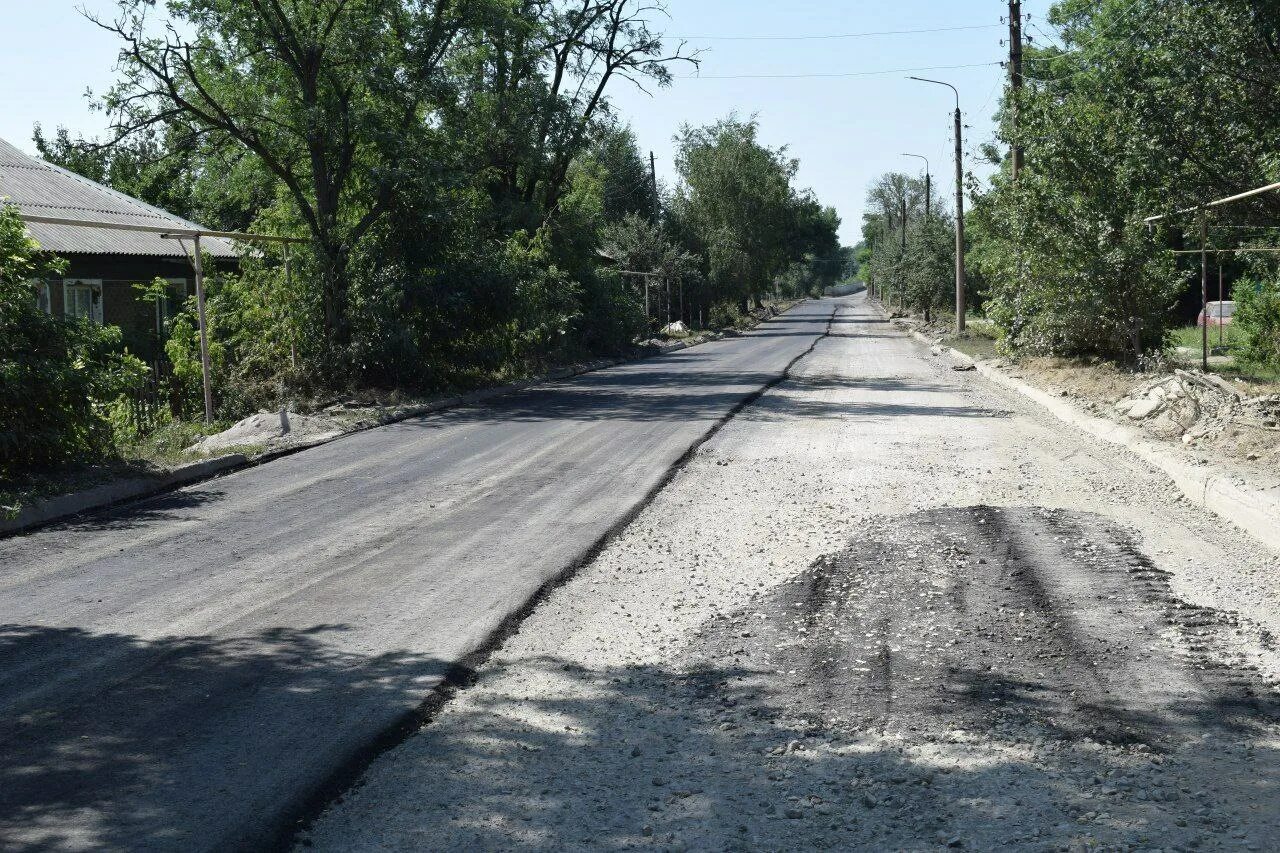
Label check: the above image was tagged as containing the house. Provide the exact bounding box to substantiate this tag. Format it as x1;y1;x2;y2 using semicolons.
0;136;238;360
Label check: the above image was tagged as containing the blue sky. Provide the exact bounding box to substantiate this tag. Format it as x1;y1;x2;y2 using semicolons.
0;0;1057;244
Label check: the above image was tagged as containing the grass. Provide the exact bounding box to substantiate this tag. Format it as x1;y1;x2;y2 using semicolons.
922;314;1001;361
1166;325;1280;387
1169;324;1239;356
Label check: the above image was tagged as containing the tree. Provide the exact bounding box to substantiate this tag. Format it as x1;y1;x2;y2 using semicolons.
452;0;695;231
591;124;659;224
672;117;801;312
0;206;146;474
94;0;473;354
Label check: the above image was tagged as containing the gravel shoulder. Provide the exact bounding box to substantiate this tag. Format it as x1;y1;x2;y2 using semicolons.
300;294;1280;852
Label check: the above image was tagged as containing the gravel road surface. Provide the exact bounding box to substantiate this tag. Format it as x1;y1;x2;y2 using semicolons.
0;302;834;852
302;293;1280;852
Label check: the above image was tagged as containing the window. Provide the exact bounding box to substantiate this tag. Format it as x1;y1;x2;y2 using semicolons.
153;278;188;333
163;277;188;320
31;280;51;314
63;279;103;324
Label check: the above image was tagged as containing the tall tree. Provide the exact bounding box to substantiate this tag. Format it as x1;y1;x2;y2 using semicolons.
454;0;695;229
673;117;800;311
94;0;473;353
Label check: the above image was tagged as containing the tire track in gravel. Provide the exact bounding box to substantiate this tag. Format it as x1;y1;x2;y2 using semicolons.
693;506;1280;748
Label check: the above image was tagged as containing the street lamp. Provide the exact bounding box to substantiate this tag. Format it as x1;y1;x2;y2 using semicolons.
900;153;930;221
908;76;967;333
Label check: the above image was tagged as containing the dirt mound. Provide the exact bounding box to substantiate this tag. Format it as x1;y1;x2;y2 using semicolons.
188;410;343;455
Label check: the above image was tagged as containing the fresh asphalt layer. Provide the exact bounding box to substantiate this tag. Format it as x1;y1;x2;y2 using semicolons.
0;300;836;852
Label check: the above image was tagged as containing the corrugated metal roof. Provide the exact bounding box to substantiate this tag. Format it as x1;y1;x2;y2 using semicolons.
0;137;238;258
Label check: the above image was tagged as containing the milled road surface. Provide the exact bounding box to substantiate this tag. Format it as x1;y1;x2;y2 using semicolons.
0;302;835;852
302;293;1280;852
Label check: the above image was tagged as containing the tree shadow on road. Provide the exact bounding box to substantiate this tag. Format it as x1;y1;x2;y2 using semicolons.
0;624;458;853
298;649;1280;852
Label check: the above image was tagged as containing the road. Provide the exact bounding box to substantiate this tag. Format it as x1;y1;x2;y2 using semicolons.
302;293;1280;852
0;301;835;852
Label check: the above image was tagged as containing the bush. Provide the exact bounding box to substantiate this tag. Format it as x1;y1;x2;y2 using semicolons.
1234;276;1280;369
0;205;148;475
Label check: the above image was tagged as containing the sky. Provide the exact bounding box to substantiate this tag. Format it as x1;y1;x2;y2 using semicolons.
0;0;1058;245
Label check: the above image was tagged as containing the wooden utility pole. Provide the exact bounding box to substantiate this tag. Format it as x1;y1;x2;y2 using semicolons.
1008;0;1024;181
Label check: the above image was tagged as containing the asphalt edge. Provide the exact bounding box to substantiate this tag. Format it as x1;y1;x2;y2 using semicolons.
2;304;801;539
270;299;843;851
896;320;1280;557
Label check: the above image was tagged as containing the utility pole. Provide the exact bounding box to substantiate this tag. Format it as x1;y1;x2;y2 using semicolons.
901;154;930;221
649;151;659;220
1008;0;1024;181
910;76;967;332
899;197;908;313
954;106;967;330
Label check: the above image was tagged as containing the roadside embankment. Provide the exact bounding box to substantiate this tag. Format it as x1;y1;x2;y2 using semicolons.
895;316;1280;556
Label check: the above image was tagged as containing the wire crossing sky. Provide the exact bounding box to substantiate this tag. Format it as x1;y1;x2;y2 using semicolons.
0;0;1058;244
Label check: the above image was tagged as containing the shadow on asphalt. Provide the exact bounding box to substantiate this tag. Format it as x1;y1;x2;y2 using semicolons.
0;624;453;852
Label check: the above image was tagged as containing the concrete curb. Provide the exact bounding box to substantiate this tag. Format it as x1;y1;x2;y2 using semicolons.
1;306;796;538
901;323;1280;556
0;455;248;536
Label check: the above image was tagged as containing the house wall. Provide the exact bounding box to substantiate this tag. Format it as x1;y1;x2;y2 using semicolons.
40;254;238;363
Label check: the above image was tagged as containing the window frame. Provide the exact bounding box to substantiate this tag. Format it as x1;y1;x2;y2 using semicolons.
63;278;104;324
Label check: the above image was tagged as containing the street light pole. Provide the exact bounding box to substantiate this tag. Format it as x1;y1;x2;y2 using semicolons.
901;153;930;221
909;76;967;333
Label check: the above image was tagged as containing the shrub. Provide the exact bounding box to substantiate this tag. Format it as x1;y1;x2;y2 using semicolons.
0;205;148;475
1233;276;1280;369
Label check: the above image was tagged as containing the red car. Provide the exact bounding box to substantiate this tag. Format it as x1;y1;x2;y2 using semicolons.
1197;300;1236;328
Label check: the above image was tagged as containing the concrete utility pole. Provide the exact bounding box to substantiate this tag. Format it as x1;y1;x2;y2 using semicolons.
902;154;930;221
649;151;659;220
1008;0;1024;181
909;76;967;332
899;197;908;312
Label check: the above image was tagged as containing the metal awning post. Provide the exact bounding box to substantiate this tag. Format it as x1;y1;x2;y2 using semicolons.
192;234;214;423
284;243;297;370
14;210;303;425
1218;263;1225;349
1200;211;1209;372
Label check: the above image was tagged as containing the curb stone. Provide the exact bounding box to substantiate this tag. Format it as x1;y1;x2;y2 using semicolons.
1;306;797;538
0;455;248;536
898;320;1280;556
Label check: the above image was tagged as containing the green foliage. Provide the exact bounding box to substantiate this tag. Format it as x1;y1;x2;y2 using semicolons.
1234;277;1280;369
861;172;955;315
672;116;840;312
0;206;148;475
962;0;1280;361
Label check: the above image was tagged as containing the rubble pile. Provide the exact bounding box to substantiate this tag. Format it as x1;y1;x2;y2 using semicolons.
1113;369;1280;456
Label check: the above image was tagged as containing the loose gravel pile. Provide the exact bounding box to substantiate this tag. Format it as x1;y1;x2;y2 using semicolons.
300;297;1280;852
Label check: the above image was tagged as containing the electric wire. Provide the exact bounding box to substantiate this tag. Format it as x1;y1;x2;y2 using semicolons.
679;61;999;81
672;23;1002;42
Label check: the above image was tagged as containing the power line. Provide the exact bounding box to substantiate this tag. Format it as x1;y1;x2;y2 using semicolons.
672;23;1002;42
1022;0;1152;62
680;62;999;81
